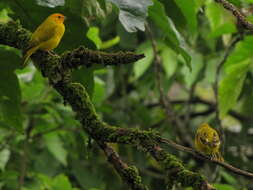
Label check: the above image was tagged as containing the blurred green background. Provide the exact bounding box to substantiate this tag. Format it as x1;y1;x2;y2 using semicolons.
0;0;253;189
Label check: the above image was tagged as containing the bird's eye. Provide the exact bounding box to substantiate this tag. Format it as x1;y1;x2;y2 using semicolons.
58;16;61;19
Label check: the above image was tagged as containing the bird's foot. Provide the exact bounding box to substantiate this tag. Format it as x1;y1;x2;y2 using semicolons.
46;50;58;57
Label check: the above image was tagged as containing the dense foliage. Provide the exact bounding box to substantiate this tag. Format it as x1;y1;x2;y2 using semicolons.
0;0;253;189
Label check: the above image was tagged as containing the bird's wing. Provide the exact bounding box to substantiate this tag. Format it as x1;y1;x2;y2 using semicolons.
28;22;57;49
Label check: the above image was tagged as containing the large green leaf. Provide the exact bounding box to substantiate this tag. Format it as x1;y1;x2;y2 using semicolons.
87;27;103;49
52;174;72;190
19;70;46;102
218;60;250;118
43;133;68;166
149;0;191;70
107;0;153;32
133;42;153;80
224;36;253;71
220;171;238;185
87;26;120;49
218;36;253;118
0;48;22;131
205;1;236;37
161;46;178;78
213;184;236;190
92;77;106;105
174;0;197;33
0;149;10;171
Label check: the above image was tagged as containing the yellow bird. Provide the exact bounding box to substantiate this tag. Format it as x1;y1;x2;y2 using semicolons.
195;123;224;162
23;13;66;66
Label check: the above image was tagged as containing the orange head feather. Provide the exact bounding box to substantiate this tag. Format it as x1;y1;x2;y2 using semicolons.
48;13;66;24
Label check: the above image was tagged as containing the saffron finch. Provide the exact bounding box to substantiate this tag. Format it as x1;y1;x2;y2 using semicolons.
195;123;224;162
23;13;66;66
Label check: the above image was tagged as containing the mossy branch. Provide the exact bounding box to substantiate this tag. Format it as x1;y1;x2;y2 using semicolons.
0;21;215;190
61;46;145;69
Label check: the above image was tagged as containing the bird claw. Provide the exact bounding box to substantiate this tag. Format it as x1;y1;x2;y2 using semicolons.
46;50;57;57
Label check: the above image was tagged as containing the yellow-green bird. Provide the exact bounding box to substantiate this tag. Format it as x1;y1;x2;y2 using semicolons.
195;123;224;162
23;13;66;66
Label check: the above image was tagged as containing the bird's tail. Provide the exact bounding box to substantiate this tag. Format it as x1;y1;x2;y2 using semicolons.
22;46;39;67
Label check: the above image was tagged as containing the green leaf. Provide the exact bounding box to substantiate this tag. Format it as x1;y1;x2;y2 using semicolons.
218;60;250;118
224;36;253;71
182;51;203;87
107;0;153;32
206;1;236;37
149;0;191;70
101;36;120;49
220;171;238;185
52;174;72;190
133;42;153;80
209;23;236;38
87;27;103;49
87;27;120;49
213;184;236;190
43;133;68;166
0;149;10;171
19;71;46;102
174;0;197;33
161;47;178;78
92;77;106;105
71;161;104;189
37;173;52;188
149;0;179;47
0;8;11;23
0;48;22;131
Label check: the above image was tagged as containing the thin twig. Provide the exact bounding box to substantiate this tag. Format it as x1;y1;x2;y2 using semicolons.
147;97;253;122
145;23;193;146
159;138;253;179
18;117;35;190
215;0;253;31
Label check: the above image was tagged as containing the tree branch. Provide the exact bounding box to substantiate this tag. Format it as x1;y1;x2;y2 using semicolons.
99;142;148;190
215;0;253;31
61;46;145;69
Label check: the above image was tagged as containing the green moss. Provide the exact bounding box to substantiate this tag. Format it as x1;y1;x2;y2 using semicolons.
61;46;145;69
123;166;148;190
0;21;30;49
